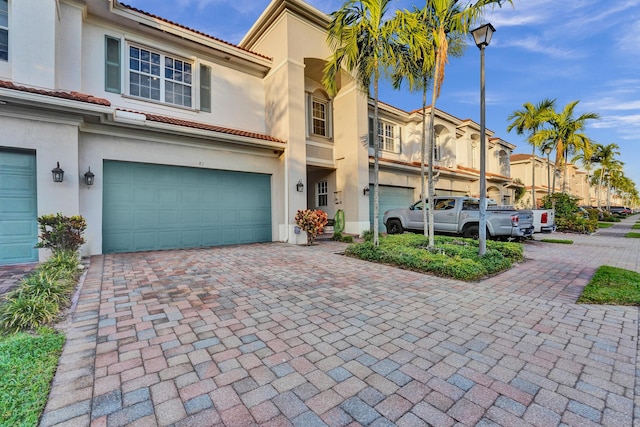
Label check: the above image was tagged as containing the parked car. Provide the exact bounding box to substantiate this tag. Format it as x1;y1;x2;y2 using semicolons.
531;209;556;233
383;196;534;240
609;206;632;217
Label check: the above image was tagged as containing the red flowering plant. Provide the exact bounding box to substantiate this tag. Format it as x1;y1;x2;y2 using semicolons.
295;209;328;245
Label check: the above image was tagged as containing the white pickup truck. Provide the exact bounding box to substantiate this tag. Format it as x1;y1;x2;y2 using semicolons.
383;196;534;240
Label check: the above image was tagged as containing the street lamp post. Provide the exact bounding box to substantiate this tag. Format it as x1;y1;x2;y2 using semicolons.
544;146;552;196
471;23;495;257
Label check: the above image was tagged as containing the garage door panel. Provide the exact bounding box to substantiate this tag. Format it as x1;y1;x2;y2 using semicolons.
369;185;415;232
1;220;33;237
181;210;202;224
0;150;38;265
103;161;271;254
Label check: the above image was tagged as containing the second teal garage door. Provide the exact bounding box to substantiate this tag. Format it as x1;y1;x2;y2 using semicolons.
103;161;272;254
369;185;414;232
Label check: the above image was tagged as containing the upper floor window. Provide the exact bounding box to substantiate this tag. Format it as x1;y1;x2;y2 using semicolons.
0;0;8;61
369;118;401;153
308;91;332;138
312;99;328;136
129;46;192;107
104;37;211;111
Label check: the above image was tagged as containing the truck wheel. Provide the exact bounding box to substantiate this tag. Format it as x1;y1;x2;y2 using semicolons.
386;219;403;234
462;225;479;239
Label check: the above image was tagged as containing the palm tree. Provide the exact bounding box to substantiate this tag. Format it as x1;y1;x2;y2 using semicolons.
390;8;463;237
591;142;621;209
507;99;555;208
531;100;599;193
323;0;404;246
413;0;512;247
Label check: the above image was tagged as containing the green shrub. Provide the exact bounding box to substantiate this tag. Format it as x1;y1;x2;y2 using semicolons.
35;213;86;253
345;234;520;281
555;214;597;234
0;248;81;334
0;295;59;335
331;231;354;243
362;229;374;242
601;215;621;222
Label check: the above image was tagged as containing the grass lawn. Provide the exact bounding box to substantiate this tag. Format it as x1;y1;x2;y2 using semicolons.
632;223;640;229
540;238;573;244
345;234;523;281
578;266;640;305
0;328;65;427
625;232;640;238
598;222;614;228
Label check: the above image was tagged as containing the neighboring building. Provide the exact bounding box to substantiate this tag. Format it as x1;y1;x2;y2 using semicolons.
0;0;519;265
510;153;605;208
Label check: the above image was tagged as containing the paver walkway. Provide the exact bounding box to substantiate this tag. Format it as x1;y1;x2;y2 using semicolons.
39;217;640;426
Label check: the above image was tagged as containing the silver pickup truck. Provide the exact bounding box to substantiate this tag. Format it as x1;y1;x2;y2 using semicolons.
383;196;534;240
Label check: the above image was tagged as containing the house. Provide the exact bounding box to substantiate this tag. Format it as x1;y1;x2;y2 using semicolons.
0;0;519;265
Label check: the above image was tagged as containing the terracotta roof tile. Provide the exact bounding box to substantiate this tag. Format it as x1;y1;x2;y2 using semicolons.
0;80;111;106
510;153;533;162
120;3;271;61
139;111;285;144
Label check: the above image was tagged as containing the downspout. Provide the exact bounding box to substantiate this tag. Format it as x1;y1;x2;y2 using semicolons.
283;145;290;243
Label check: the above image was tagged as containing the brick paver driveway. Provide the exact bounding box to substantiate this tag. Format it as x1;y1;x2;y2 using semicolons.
41;218;640;426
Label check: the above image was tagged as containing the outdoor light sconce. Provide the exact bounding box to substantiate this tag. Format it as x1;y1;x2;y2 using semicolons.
363;187;370;196
84;167;95;186
296;179;304;192
51;162;64;183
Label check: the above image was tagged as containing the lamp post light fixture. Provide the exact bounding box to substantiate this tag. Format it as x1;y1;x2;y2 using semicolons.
84;167;95;186
296;179;304;192
471;22;495;256
544;146;552;196
51;162;64;183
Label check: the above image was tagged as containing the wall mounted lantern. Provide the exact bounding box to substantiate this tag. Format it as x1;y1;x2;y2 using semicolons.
84;167;95;186
363;187;370;196
296;179;304;192
51;162;64;183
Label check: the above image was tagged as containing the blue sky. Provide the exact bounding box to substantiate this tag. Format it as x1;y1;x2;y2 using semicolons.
123;0;640;188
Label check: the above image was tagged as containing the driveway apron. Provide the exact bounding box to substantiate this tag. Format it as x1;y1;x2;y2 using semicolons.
40;218;640;427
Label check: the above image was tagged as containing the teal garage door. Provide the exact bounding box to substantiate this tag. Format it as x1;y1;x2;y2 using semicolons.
0;149;38;265
103;161;272;254
369;185;414;232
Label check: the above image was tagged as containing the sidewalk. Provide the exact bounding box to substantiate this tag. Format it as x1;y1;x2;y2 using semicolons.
39;216;640;426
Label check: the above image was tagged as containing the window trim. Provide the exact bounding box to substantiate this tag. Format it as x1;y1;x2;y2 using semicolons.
307;93;332;139
126;43;194;108
317;180;328;207
0;0;8;62
369;118;400;153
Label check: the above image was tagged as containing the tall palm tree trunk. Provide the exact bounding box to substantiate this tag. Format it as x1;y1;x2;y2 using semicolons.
421;80;428;238
373;76;381;247
426;53;440;249
530;146;536;208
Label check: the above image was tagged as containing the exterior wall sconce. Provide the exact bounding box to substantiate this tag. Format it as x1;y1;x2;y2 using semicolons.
84;167;95;186
51;162;64;183
296;179;304;192
363;187;370;196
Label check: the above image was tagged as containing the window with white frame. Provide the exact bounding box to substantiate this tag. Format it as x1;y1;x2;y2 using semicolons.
368;118;400;153
0;0;8;61
128;45;192;107
317;181;328;207
312;99;327;136
308;92;332;138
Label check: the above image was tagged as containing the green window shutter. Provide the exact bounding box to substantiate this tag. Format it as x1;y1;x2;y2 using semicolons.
368;117;374;147
105;36;121;93
200;64;211;112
